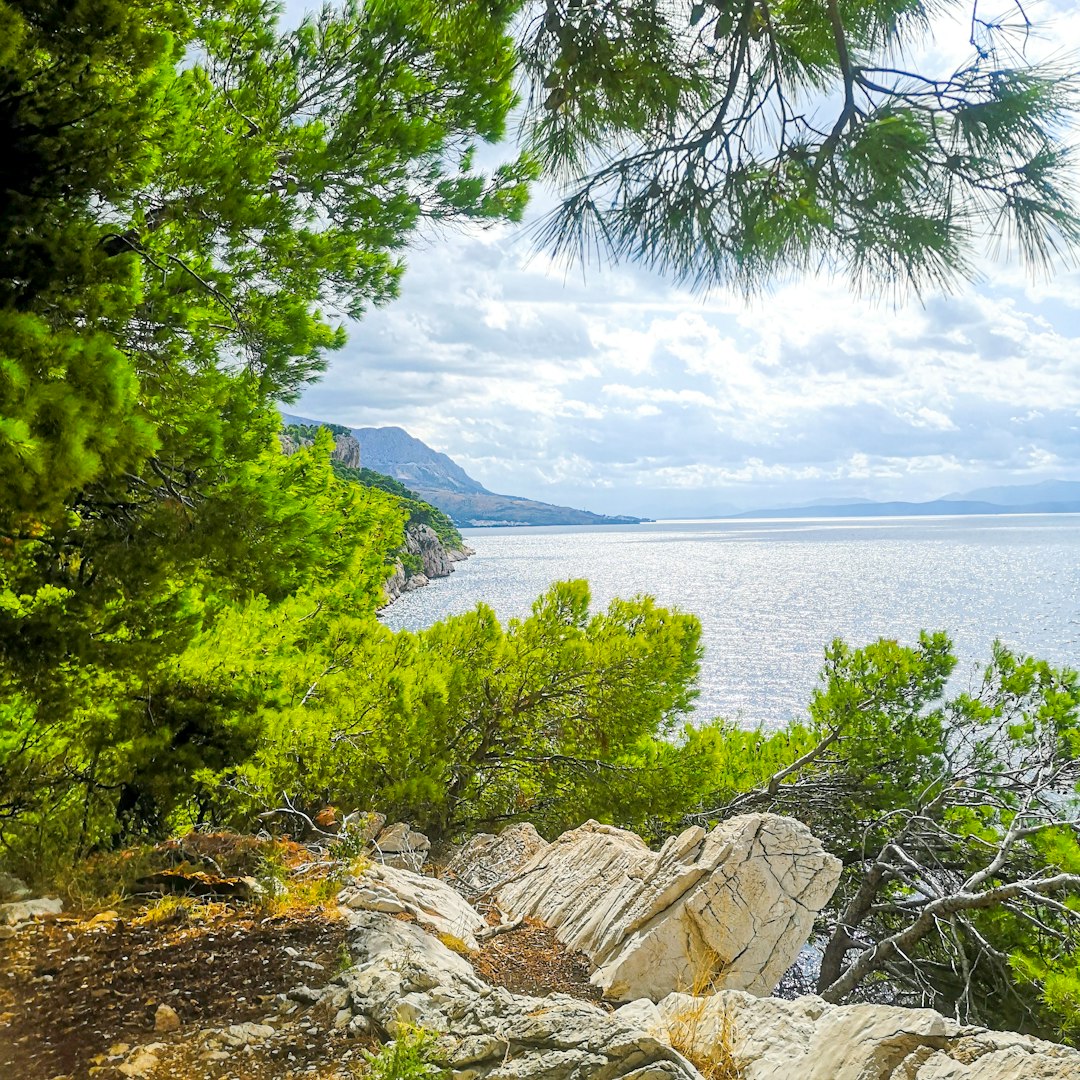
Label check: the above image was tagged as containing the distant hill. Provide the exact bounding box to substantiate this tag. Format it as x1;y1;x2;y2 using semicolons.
943;479;1080;507
737;499;1008;519
351;426;487;495
280;412;645;527
735;489;1080;520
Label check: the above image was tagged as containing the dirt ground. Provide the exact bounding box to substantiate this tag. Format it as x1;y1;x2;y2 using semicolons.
0;903;354;1080
469;917;605;1004
0;846;603;1080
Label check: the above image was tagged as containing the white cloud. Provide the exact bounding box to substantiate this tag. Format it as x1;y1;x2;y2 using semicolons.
290;2;1080;518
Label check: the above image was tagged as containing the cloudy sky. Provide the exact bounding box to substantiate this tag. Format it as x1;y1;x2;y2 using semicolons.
290;1;1080;519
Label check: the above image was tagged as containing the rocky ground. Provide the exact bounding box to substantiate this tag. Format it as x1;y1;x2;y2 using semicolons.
0;828;601;1080
0;902;354;1080
3;816;1080;1080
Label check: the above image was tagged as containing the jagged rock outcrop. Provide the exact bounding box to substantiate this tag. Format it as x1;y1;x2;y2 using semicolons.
489;816;842;1002
331;433;361;469
619;990;1080;1080
280;427;360;466
406;522;456;578
381;523;472;606
444;823;549;902
338;863;485;950
0;895;62;926
279;429;360;469
370;820;431;871
318;910;705;1080
0;872;30;902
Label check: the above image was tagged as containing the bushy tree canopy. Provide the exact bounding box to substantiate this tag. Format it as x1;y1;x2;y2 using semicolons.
0;0;533;857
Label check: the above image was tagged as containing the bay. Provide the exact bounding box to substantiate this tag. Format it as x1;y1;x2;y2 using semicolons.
381;515;1080;729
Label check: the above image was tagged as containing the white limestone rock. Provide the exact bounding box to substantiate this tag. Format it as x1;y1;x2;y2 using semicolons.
642;990;1080;1080
338;862;485;950
493;815;841;1002
372;821;432;871
322;911;705;1080
0;872;31;902
443;823;550;902
0;895;62;925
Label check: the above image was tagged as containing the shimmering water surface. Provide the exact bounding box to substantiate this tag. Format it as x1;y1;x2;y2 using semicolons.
381;516;1080;729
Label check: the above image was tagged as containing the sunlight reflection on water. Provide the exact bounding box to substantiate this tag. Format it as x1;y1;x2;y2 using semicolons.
381;515;1080;729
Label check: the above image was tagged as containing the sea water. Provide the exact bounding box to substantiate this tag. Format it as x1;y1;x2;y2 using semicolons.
381;515;1080;729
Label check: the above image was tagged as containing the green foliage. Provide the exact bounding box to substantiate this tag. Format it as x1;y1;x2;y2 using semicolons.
0;0;530;863
360;1026;448;1080
523;0;1080;295
281;423;464;552
334;462;464;552
198;580;706;840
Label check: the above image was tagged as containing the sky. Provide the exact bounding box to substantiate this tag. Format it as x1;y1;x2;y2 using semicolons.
289;1;1080;519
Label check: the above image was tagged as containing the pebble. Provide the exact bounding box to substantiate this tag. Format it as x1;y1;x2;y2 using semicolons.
154;1003;182;1033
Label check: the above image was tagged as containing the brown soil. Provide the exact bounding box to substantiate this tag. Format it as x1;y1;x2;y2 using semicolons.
0;833;607;1080
0;904;352;1080
469;917;606;1005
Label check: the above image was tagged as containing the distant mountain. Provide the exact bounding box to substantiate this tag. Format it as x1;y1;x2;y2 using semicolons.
280;412;645;527
795;496;876;508
735;488;1080;520
351;426;487;495
943;480;1080;507
736;499;1009;519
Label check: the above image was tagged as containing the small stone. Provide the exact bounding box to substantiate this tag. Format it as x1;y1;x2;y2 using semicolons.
118;1050;159;1078
0;896;63;926
154;1003;181;1033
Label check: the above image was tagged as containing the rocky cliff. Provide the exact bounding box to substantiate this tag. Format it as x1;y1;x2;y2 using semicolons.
381;522;472;606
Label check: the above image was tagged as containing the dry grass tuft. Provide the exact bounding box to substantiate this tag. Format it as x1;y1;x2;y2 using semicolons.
668;996;744;1080
436;931;473;956
133;894;225;926
666;950;745;1080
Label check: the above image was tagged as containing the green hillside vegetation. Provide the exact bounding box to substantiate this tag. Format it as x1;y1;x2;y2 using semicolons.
334;463;464;552
281;422;465;552
1;0;1079;1051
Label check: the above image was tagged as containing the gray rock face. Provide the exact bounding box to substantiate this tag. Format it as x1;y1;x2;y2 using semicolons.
330;433;361;469
405;523;455;579
492;816;842;1002
0;896;62;925
338;862;485;950
321;911;705;1080
279;428;360;469
372;821;431;871
625;990;1080;1080
381;524;469;607
0;872;31;902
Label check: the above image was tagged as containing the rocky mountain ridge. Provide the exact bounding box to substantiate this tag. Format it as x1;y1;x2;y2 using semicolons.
281;412;646;527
